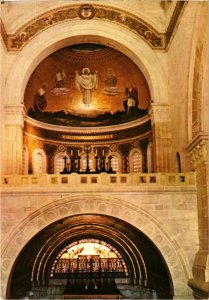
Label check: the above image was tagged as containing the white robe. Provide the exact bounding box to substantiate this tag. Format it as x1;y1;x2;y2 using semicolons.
75;72;98;105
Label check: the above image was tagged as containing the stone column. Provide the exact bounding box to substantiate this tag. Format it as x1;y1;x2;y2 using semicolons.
187;133;209;299
3;105;26;175
148;104;172;172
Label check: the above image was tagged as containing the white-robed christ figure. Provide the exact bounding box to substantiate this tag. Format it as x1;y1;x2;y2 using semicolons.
75;67;98;107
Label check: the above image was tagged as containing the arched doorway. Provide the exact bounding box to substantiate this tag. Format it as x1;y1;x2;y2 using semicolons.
8;214;173;299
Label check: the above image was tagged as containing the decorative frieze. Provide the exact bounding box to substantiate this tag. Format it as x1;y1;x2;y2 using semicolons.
1;2;187;52
24;118;151;143
2;4;165;51
60;134;113;141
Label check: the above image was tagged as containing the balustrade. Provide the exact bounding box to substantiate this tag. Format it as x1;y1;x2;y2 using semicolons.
1;172;196;187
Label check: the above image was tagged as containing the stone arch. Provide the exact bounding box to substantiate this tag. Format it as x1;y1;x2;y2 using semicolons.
5;19;168;107
2;195;192;298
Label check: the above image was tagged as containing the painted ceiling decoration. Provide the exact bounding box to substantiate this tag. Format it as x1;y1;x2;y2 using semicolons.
1;2;187;51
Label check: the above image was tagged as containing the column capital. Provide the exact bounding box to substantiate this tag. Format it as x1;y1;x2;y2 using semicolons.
4;105;26;127
186;133;208;167
148;104;170;124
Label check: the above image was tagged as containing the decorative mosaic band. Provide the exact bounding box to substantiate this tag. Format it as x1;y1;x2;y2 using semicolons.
24;119;151;143
60;134;114;141
2;4;165;51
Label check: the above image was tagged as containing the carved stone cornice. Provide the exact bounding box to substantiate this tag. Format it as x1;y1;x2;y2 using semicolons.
1;4;165;51
186;133;209;167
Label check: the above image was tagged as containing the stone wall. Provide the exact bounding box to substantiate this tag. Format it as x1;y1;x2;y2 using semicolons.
1;173;198;298
168;1;208;172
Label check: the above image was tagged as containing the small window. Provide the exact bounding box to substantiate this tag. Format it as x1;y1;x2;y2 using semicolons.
80;154;94;172
34;153;43;174
132;151;142;172
32;149;47;174
54;154;70;174
111;156;119;172
130;150;142;173
56;156;65;174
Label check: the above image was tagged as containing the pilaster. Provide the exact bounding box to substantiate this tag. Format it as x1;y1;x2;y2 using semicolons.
187;133;209;298
148;104;172;172
3;105;26;175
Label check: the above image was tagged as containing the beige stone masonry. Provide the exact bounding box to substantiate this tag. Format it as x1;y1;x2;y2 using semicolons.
187;134;209;297
1;172;197;299
149;104;172;172
3;105;26;175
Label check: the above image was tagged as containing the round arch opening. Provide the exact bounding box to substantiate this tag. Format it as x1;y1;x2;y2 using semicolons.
6;20;168;107
8;214;174;299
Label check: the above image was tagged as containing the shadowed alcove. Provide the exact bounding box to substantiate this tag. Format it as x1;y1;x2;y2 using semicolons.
8;214;174;299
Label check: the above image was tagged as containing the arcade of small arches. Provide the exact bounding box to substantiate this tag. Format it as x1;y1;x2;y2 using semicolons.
24;145;150;175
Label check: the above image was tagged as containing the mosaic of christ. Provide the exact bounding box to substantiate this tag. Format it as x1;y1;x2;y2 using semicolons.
25;44;151;126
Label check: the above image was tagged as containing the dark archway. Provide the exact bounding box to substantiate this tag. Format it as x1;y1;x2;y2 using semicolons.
8;214;174;299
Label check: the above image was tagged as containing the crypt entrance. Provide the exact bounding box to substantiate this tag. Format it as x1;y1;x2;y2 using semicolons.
9;214;174;299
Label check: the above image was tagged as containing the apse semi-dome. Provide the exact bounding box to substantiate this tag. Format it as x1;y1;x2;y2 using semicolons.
24;43;151;127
